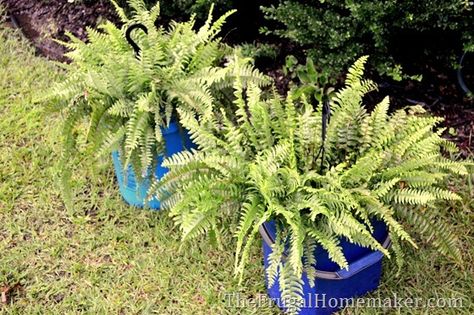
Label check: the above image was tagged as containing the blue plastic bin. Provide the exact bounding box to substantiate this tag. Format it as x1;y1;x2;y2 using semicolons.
261;220;390;315
111;121;194;209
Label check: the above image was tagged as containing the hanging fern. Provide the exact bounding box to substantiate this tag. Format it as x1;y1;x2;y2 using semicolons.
152;55;470;314
39;0;269;205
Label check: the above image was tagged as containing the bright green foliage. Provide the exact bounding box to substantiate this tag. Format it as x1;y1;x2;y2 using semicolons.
41;0;269;204
261;0;474;79
153;56;469;314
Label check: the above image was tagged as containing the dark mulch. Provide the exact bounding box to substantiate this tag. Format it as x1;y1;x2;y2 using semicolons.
376;66;474;157
3;0;119;61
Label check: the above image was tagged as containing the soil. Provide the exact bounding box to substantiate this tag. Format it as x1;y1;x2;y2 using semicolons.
376;63;474;157
3;0;473;155
3;0;119;61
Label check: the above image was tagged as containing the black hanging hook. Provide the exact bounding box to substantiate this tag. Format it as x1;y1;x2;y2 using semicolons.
315;94;331;174
125;23;148;58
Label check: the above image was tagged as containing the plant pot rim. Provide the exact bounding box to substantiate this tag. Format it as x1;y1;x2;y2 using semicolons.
259;221;391;280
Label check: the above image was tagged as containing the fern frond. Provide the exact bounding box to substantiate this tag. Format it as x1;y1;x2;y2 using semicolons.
433;159;469;175
395;207;462;264
391;188;437;205
345;56;369;87
110;0;129;22
266;227;284;289
288;221;305;277
373;178;401;197
307;228;348;269
97;126;126;157
302;237;317;287
124;110;149;166
279;263;304;315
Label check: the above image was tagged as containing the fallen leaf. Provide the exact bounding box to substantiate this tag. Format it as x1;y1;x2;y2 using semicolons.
1;287;8;304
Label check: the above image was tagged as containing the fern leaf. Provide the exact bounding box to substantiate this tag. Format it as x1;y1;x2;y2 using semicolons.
396;207;462;264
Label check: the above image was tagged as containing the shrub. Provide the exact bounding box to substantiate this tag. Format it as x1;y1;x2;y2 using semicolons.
153;57;469;314
261;0;474;80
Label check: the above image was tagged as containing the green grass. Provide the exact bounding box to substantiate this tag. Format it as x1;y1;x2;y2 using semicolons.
0;24;473;314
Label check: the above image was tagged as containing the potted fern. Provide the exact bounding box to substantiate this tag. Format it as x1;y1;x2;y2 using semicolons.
44;0;268;208
153;57;469;314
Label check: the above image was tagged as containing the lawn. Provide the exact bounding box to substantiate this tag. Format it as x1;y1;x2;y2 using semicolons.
0;25;473;314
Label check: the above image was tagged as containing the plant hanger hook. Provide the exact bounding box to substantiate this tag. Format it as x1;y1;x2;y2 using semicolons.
125;23;148;58
457;52;472;95
315;97;331;173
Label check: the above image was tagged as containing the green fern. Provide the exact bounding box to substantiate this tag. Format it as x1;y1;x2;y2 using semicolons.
153;56;468;315
41;0;268;203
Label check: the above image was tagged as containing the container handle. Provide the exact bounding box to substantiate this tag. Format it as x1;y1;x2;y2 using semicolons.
125;23;148;57
259;223;391;280
457;52;472;95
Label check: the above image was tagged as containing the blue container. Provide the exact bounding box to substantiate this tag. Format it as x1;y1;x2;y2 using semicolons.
261;220;390;315
111;121;194;209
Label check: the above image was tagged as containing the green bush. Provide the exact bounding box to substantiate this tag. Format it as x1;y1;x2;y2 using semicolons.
261;0;474;80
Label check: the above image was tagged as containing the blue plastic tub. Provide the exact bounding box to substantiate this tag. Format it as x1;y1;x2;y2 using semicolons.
111;121;194;209
261;220;390;314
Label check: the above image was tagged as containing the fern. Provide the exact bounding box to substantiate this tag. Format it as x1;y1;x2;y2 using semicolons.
154;56;468;315
42;0;267;204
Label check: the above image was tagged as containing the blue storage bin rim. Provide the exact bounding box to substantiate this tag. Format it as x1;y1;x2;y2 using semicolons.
259;221;391;280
